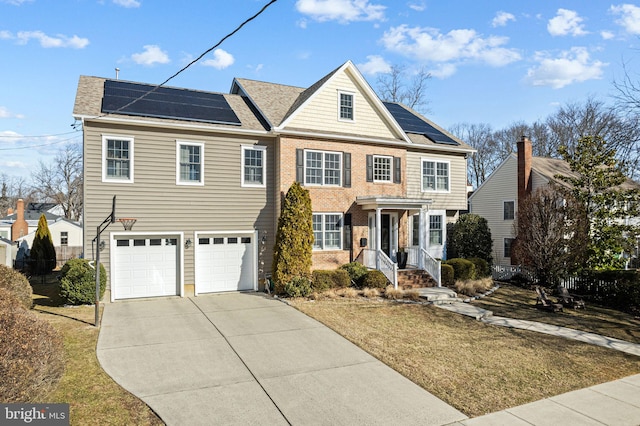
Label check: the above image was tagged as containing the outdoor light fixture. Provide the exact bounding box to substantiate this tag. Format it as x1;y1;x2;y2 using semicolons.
185;238;192;249
99;240;106;251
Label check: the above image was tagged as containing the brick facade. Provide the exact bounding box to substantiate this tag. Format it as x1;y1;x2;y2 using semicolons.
278;136;411;270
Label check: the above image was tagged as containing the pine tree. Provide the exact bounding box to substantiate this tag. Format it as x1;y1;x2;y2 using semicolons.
30;214;56;274
271;182;313;293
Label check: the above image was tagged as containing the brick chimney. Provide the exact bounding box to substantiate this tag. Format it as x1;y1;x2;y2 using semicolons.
517;136;532;205
11;199;28;241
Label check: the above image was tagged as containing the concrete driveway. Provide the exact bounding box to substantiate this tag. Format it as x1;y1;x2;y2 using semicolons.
97;292;467;425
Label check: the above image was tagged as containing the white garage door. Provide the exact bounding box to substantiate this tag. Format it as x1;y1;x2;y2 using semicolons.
195;234;255;294
113;237;179;299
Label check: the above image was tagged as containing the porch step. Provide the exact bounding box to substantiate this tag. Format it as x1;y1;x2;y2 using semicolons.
416;287;461;305
397;269;438;289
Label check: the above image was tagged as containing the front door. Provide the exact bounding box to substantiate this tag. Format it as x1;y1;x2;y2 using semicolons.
368;212;398;260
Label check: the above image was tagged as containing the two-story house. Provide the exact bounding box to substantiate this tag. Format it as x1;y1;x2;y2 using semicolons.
74;61;474;301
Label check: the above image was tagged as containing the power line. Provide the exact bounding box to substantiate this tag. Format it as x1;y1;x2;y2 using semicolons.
0;135;81;151
101;0;278;119
0;130;80;139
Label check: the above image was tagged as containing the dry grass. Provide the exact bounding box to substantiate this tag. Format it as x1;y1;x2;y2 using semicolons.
403;289;421;301
454;277;495;296
336;287;359;298
473;283;640;344
290;297;640;417
30;274;163;426
362;287;380;298
384;285;404;299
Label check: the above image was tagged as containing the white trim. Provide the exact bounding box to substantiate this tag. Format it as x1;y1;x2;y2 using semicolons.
109;231;184;302
337;90;355;122
304;149;343;187
176;140;205;186
312;212;344;251
421;157;451;193
373;154;393;183
193;229;258;295
241;145;267;188
102;135;134;184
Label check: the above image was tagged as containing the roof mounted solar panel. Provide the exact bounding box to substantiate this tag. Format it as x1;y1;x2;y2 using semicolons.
384;102;458;146
101;80;241;125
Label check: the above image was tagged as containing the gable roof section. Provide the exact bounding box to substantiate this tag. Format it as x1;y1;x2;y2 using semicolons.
230;78;304;128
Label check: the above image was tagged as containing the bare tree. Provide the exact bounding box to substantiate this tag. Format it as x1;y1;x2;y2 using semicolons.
31;144;83;220
513;186;588;286
0;174;32;217
376;64;431;113
449;122;497;188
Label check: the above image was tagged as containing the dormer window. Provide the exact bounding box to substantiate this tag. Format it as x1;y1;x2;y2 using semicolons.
339;91;354;121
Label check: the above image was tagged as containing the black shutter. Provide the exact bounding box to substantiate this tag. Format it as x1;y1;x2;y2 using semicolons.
343;152;351;188
394;157;402;184
366;155;373;182
296;149;304;184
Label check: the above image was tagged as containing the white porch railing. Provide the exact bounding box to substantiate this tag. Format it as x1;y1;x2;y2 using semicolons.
360;249;398;289
406;247;441;287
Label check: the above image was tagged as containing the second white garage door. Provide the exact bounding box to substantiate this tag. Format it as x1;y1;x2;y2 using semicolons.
195;233;255;294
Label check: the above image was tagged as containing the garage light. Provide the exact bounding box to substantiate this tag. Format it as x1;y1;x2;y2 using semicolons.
185;238;192;249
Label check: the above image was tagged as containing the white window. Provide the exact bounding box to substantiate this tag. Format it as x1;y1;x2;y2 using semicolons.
429;215;443;246
373;155;392;182
176;141;204;185
242;145;266;187
338;91;354;121
422;159;449;192
503;200;515;220
60;231;68;246
102;135;134;183
305;150;341;186
313;213;343;250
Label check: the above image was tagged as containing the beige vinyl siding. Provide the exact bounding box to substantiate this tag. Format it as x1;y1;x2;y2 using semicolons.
83;121;276;289
406;150;468;210
468;156;518;266
285;72;399;140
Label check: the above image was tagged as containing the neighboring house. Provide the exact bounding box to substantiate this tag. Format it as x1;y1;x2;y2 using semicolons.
468;136;640;266
17;217;83;267
0;237;16;267
73;60;475;301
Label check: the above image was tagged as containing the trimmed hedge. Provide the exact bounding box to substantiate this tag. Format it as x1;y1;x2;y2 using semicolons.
361;270;389;289
0;264;32;310
59;259;106;305
338;262;369;286
312;269;351;292
445;258;476;280
283;276;312;298
0;288;64;402
441;263;455;287
468;257;490;278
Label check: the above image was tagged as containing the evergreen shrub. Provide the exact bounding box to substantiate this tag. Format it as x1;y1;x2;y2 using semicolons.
59;258;106;305
0;264;32;309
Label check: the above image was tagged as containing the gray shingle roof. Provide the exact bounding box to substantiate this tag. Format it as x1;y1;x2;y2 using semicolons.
532;156;640;190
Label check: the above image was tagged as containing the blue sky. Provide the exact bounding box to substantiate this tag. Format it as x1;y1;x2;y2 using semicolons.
2;0;640;181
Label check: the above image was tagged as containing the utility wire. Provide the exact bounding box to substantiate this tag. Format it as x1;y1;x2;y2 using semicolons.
0;130;80;139
101;0;278;118
0;135;81;151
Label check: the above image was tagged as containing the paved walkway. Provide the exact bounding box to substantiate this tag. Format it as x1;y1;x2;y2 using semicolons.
436;301;640;425
97;293;466;425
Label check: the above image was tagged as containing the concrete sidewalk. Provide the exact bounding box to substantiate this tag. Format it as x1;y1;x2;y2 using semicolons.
97;293;466;425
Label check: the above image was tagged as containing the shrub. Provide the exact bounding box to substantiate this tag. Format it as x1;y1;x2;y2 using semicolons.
446;258;476;280
468;257;490;278
59;259;106;305
446;214;493;265
454;277;494;296
283;276;312;298
29;214;57;275
0;288;64;402
0;264;32;309
312;269;351;292
361;270;389;289
339;262;369;286
441;263;455;287
403;289;421;301
362;287;380;298
384;285;404;300
337;287;359;298
272;182;313;293
510;272;533;288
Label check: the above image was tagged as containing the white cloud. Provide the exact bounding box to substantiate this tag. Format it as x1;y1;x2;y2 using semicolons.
202;49;234;70
610;4;640;34
0;106;25;119
408;2;425;12
131;45;170;66
0;0;33;5
547;9;587;36
2;30;89;48
295;0;385;23
357;55;391;75
429;63;457;79
492;11;515;27
526;47;607;89
113;0;141;7
601;30;615;40
381;25;521;72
